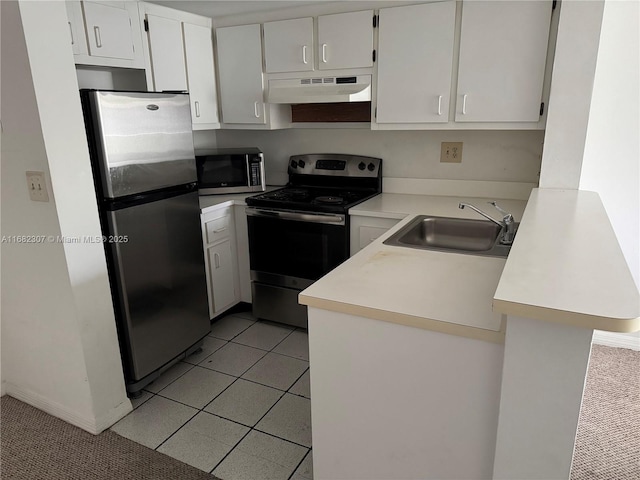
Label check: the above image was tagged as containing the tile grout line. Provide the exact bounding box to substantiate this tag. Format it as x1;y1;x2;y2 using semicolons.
123;315;312;477
287;448;312;480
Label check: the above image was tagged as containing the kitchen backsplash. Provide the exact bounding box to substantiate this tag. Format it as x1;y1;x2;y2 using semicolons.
193;129;544;188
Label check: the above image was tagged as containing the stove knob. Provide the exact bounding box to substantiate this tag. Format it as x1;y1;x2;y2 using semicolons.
358;162;366;171
367;162;376;172
298;160;306;169
291;160;298;169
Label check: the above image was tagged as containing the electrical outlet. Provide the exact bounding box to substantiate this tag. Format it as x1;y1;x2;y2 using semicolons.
26;171;49;202
441;142;463;163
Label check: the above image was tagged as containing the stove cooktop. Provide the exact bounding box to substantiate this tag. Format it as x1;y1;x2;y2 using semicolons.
246;187;379;214
246;153;382;214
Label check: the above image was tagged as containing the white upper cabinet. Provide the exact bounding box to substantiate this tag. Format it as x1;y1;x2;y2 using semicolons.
455;1;553;122
263;17;314;73
146;14;187;92
66;1;88;55
183;23;219;126
317;10;374;70
216;24;266;125
83;1;135;60
141;3;219;129
376;1;456;124
66;1;144;68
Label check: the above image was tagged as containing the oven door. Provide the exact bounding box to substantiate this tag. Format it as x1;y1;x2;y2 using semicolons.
246;208;348;287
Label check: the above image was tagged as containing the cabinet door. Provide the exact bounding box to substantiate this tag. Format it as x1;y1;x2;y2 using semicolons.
317;10;373;70
146;14;188;92
376;2;456;124
208;240;238;314
216;24;266;124
83;1;135;60
263;17;314;73
183;22;219;125
66;1;88;55
455;1;553;122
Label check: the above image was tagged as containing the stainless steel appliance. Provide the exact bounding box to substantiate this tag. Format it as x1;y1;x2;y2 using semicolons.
196;148;266;195
81;90;210;396
246;154;382;328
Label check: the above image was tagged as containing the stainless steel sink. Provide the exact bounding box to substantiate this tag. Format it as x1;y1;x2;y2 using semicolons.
383;215;516;258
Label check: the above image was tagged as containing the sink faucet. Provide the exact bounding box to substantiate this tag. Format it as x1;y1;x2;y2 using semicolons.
458;201;517;245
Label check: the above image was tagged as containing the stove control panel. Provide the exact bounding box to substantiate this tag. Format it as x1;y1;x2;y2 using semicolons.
289;154;381;178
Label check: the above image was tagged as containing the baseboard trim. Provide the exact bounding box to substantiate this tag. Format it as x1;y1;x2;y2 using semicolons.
4;383;132;434
593;330;640;351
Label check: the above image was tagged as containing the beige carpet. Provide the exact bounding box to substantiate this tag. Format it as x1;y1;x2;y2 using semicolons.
1;345;638;479
571;344;640;480
0;396;219;480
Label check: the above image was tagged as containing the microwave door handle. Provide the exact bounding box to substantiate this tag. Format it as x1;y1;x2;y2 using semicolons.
246;159;251;187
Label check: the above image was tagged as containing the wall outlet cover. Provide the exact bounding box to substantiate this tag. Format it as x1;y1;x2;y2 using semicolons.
26;171;49;202
441;142;463;163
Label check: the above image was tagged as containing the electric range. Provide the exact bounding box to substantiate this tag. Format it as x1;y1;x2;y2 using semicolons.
245;153;382;328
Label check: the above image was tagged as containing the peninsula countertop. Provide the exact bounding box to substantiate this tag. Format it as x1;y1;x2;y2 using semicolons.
300;189;640;340
493;189;640;332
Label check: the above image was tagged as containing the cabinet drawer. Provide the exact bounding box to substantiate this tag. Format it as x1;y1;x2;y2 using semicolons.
205;214;231;244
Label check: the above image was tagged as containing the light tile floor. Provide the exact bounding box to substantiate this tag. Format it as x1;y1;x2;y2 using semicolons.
111;311;313;480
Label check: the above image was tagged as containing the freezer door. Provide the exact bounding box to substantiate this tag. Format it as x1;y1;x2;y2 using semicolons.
106;191;209;381
88;91;196;198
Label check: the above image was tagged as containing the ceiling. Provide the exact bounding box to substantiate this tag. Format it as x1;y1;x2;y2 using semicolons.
149;1;337;19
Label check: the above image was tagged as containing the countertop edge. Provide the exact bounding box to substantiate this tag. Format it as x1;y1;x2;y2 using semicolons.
300;294;506;344
493;189;640;332
493;298;640;333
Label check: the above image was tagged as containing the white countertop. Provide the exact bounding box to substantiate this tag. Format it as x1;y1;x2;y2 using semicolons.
301;189;640;340
494;189;640;332
302;194;529;343
350;193;527;221
199;186;282;213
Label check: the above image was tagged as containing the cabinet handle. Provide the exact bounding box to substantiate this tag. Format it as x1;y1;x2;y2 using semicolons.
93;26;102;48
462;94;468;115
254;101;260;118
321;43;327;63
214;252;220;269
68;22;75;45
213;226;227;233
438;95;443;116
302;45;308;64
194;101;200;118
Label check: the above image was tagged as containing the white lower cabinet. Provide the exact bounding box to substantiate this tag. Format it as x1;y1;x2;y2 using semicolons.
207;240;237;314
202;207;240;318
350;215;401;256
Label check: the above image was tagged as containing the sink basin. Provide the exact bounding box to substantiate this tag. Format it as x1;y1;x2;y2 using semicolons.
383;215;515;258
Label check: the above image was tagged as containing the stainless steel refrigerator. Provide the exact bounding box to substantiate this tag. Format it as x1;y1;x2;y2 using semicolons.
81;90;209;396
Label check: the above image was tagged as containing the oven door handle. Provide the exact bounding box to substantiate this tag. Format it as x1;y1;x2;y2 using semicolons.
246;208;346;226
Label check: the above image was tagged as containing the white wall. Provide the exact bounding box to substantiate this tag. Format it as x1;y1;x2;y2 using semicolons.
202;129;544;187
1;1;131;431
539;0;604;189
580;0;639;289
580;0;640;350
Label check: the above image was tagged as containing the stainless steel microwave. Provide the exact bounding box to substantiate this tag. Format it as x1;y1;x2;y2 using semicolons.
196;148;266;195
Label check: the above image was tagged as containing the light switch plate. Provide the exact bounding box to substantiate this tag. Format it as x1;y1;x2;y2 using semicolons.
441;142;463;163
26;171;49;202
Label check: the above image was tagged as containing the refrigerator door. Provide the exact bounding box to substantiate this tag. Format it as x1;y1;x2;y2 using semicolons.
106;190;209;381
86;91;196;198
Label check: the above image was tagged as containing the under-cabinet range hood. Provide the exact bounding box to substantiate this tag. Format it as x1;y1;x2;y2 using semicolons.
267;75;371;104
